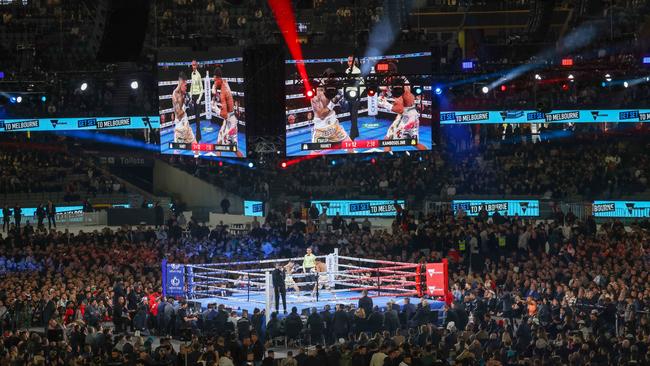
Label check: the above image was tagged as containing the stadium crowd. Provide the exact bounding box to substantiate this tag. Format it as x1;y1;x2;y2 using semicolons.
0;205;649;365
0;146;128;203
170;130;650;203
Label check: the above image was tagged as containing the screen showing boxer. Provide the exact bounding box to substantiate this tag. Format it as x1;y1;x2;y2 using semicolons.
285;47;433;156
158;48;246;158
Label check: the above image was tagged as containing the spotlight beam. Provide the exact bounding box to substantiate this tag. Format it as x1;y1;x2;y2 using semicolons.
487;21;601;90
268;0;312;91
361;0;418;76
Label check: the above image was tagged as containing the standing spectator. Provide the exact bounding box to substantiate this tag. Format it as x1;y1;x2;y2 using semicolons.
36;204;46;230
46;200;56;229
2;205;11;232
358;289;373;317
13;204;22;229
221;197;230;214
154;201;164;228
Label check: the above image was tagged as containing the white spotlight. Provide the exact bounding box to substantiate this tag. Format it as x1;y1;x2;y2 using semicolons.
567;74;574;82
130;81;139;90
481;86;489;94
534;74;542;80
605;74;612;82
80;82;88;91
623;81;629;88
16;96;22;103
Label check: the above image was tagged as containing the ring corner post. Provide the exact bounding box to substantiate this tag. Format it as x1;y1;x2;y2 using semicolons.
186;265;194;300
327;249;339;289
161;259;167;298
264;270;272;324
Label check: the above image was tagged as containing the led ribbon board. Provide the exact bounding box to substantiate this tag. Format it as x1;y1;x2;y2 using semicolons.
452;200;539;217
440;110;650;124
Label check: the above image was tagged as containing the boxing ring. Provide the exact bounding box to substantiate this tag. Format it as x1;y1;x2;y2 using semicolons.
162;250;445;321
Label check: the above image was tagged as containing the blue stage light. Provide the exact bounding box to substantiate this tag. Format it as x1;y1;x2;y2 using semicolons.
434;87;442;95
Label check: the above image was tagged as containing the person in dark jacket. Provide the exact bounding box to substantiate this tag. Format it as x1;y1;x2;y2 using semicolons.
237;310;252;341
285;307;303;343
113;296;129;333
400;297;416;325
320;304;333;344
351;345;368;366
307;307;325;345
261;350;275;366
35;204;46;230
384;302;400;335
2;205;10;232
332;304;350;339
272;263;287;313
452;301;469;331
266;312;282;340
13;205;21;229
46;200;56;229
358;290;373;318
367;306;385;334
42;294;56;333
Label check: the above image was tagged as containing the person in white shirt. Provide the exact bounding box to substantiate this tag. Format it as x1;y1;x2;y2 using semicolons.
369;344;388;366
219;349;235;366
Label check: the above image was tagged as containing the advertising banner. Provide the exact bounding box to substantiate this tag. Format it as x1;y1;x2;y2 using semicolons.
0;116;159;132
592;201;650;218
425;260;448;297
440;109;650;125
162;261;185;297
311;200;405;217
452;200;539;217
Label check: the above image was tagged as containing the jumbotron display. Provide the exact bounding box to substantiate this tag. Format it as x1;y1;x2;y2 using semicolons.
285;48;433;156
158;49;246;158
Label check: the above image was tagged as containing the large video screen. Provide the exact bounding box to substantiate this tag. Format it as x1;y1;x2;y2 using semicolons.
158;49;246;158
285;48;432;156
244;200;265;217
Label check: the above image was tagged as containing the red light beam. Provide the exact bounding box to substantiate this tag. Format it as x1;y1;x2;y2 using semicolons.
268;0;312;91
